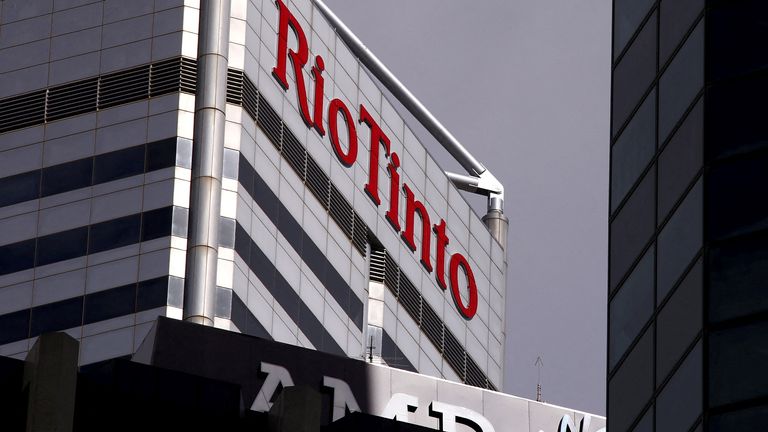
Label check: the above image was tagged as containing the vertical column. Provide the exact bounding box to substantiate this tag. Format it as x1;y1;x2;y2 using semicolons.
183;0;232;326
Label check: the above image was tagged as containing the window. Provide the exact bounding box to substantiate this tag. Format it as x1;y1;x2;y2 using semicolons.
141;206;173;241
707;0;768;82
610;169;656;289
632;407;653;432
0;239;35;276
36;227;88;267
146;137;178;171
658;98;703;221
613;0;655;59
611;89;656;213
710;404;768;432
659;0;704;64
84;284;136;324
709;232;768;323
707;152;768;240
608;328;654;432
612;12;657;137
657;178;702;300
137;277;169;311
93;145;145;184
218;217;235;249
41;157;93;197
656;341;702;432
89;214;141;254
0;309;30;345
171;207;188;238
0;170;40;207
709;320;768;407
30;297;83;337
658;20;704;142
706;74;768;159
656;258;702;382
610;246;654;368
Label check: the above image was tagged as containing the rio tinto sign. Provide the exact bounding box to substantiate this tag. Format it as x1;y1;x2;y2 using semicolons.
271;0;479;319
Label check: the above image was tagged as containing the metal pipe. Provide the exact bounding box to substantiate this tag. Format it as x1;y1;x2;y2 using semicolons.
183;0;231;326
314;0;487;178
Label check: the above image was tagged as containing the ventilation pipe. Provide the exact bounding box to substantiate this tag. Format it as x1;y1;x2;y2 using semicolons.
313;0;508;249
183;0;231;326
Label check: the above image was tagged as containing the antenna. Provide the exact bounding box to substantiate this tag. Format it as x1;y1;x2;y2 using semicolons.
367;336;376;363
535;356;544;402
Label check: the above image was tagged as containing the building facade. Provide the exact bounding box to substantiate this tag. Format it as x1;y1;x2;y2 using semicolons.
609;0;767;431
0;0;506;390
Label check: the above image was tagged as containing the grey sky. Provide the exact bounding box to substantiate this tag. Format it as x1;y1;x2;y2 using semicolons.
324;0;611;415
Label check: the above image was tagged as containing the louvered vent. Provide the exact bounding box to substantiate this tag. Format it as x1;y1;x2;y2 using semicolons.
421;304;444;352
384;252;400;293
256;93;283;148
227;69;244;105
242;75;259;119
398;276;422;324
179;58;197;93
0;89;45;133
99;64;150;109
47;78;98;121
369;248;386;283
466;356;492;389
282;128;306;176
305;156;330;209
352;213;368;255
151;57;193;96
444;331;467;378
329;185;354;238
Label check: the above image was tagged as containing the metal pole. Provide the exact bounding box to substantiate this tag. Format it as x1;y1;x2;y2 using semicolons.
183;0;231;326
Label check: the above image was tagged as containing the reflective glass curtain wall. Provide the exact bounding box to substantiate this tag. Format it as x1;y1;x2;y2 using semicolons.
608;0;768;431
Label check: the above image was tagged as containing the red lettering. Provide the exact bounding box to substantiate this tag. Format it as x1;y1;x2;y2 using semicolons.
433;219;449;290
449;253;478;320
272;0;313;127
385;152;401;231
359;105;390;206
328;98;357;166
311;56;326;136
401;184;433;272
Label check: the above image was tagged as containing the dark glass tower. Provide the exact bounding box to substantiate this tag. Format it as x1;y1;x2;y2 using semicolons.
608;0;768;431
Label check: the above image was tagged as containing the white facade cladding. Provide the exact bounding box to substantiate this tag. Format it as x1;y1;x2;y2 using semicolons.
0;0;506;390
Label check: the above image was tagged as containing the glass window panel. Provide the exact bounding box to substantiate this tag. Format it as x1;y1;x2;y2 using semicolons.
83;284;136;324
0;239;36;276
610;168;656;289
137;277;169;311
41;157;93;197
36;227;88;267
141;206;173;241
709;232;768;323
710;404;768;432
708;0;768;82
608;328;654;432
30;297;83;337
171;206;188;238
89;214;141;254
659;20;704;142
709;320;768;407
218;217;235;249
710;75;768;156
215;287;232;319
222;148;239;179
657;178;702;299
611;89;656;213
614;0;655;59
657;259;702;382
167;276;184;309
146;137;178;171
610;246;654;368
0;309;30;345
632;407;653;432
0;170;40;207
660;0;704;64
93;145;145;184
707;75;768;159
707;152;768;240
612;12;657;137
656;341;702;432
658;98;703;221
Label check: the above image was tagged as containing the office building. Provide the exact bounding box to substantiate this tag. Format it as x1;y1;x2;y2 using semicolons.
609;0;767;431
0;0;508;391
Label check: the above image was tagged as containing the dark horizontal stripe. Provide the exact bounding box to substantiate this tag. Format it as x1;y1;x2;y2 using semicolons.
381;330;417;373
0;57;195;134
228;291;271;341
0;206;176;277
0;137;182;209
235;154;364;330
0;276;170;345
234;222;345;356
